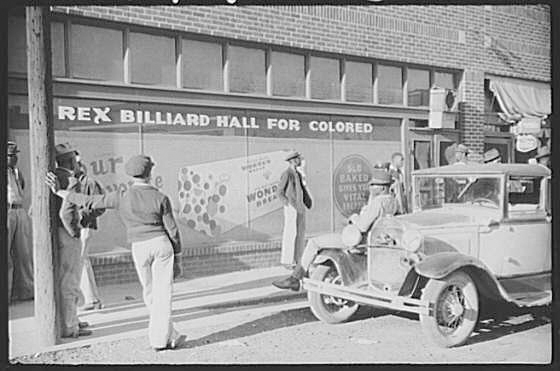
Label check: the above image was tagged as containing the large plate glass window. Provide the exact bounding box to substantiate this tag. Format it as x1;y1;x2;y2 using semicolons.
408;68;430;107
71;24;123;81
271;51;305;97
346;61;372;103
51;22;66;77
310;56;340;100
229;45;265;94
377;65;403;105
182;39;223;91
130;31;175;86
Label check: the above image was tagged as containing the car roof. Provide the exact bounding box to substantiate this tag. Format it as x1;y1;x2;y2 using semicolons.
412;163;551;177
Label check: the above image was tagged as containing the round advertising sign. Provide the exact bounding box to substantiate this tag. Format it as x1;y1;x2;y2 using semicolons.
516;134;539;153
333;155;374;217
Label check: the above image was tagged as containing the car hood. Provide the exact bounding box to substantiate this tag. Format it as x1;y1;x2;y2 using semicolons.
394;206;500;228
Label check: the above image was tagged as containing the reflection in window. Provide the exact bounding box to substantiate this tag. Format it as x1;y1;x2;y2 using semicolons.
130;32;175;86
439;141;455;166
271;51;304;97
378;65;403;105
229;45;265;94
8;17;26;74
346;61;372;102
71;24;123;81
51;22;66;77
310;56;340;100
434;71;456;90
408;68;430;106
507;176;542;212
413;140;431;170
182;39;222;91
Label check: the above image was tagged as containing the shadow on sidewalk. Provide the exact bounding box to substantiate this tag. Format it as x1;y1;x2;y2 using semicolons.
178;307;317;349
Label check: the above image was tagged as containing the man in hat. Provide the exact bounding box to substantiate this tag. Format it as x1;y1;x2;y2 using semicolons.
483;148;502;164
7;141;34;302
74;151;106;311
453;143;470;165
535;146;550;169
277;150;312;268
272;169;397;291
388;152;408;214
54;143;92;338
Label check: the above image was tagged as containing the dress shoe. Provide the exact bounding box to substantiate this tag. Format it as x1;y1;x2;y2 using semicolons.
62;328;93;338
153;334;186;351
81;300;103;311
272;276;300;291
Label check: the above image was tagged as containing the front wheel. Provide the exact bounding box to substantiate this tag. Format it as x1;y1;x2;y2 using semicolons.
308;264;359;324
420;271;479;348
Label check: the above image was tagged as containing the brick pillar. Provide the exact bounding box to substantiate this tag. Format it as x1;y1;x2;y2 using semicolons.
459;69;485;163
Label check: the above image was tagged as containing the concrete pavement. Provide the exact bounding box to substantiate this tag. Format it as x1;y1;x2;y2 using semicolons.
8;266;305;359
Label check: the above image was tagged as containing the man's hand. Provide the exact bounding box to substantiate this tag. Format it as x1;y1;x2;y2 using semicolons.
45;171;61;193
173;254;183;280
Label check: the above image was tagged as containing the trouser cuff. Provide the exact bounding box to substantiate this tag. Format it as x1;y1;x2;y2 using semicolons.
292;265;305;279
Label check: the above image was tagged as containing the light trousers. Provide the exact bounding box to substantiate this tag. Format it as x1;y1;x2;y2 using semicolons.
57;227;84;334
131;235;178;348
280;204;306;266
293;233;345;279
7;208;34;301
79;228;101;304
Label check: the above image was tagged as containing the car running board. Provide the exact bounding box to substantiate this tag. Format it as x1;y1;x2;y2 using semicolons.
497;273;551;307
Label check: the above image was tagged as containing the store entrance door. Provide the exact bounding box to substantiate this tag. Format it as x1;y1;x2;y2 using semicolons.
409;129;460;170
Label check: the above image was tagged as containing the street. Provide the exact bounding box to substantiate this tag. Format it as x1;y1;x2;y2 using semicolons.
11;267;551;364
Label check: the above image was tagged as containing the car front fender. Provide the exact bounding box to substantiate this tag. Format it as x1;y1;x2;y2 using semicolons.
414;251;490;280
313;249;367;287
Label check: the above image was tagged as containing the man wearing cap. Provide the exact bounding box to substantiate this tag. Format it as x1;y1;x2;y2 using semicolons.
7;141;34;302
46;154;184;350
483;148;502;164
535;146;550;169
273;169;397;291
54;143;92;338
453;143;470;165
277;151;312;268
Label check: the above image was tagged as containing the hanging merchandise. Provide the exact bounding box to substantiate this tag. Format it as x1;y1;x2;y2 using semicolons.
516;134;539;153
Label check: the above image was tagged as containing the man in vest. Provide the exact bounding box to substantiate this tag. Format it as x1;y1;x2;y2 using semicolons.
277;151;312;268
273;169;397;291
7;141;34;302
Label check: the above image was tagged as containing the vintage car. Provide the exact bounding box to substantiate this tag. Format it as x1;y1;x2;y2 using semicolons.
302;163;551;347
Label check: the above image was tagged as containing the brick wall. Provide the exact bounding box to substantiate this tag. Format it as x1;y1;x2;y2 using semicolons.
92;240;282;286
49;4;550;157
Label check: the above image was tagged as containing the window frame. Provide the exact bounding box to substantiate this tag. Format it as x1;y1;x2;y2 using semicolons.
505;175;547;221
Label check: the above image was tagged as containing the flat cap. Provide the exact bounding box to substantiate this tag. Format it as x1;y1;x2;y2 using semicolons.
55;143;78;159
369;169;392;185
456;144;470;153
8;141;19;155
483;148;501;163
285;151;301;161
125;155;154;177
535;146;550;159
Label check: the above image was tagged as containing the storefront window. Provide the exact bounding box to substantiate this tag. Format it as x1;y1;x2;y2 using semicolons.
130;32;175;86
271;51;305;97
182;39;223;91
71;24;123;82
310;56;340;100
8;17;66;77
229;45;266;94
345;61;372;103
378;65;403;105
408;68;430;107
434;71;456;90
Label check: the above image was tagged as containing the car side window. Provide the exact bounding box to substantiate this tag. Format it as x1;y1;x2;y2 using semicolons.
507;176;544;218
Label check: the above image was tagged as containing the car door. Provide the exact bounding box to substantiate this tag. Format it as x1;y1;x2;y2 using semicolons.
479;175;549;277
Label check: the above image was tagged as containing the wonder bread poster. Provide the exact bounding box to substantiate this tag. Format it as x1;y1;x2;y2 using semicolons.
177;150;291;236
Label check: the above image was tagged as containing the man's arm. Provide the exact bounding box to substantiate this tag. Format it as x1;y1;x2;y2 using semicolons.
161;196;181;255
276;170;291;206
355;198;382;233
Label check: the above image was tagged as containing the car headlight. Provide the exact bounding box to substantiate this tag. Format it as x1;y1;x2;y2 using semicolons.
401;229;423;252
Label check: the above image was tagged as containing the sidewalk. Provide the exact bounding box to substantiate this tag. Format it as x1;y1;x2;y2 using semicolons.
8;266;305;359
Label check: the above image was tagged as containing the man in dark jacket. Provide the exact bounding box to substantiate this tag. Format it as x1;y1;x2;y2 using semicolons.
276;151;312;268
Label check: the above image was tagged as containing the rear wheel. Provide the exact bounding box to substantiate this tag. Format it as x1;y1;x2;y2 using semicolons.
308;264;359;324
420;271;479;347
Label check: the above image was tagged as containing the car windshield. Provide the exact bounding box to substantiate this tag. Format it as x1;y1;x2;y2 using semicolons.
414;175;502;210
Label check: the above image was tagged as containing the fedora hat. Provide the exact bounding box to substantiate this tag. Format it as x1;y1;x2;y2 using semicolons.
285;151;301;161
483;148;501;163
55;143;78;159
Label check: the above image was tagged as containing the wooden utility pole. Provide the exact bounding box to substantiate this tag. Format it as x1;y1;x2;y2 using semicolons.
26;6;59;346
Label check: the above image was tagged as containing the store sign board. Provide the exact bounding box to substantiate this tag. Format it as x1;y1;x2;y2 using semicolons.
516;134;539;153
333;155;373;217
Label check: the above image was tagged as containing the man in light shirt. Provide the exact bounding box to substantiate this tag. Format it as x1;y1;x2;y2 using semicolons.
7;141;34;303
